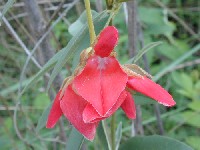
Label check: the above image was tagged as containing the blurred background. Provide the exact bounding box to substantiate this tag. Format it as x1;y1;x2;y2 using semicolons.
0;0;200;149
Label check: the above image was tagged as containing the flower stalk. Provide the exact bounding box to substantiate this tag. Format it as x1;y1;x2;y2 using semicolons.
111;114;116;150
84;0;96;44
102;120;112;150
108;3;115;148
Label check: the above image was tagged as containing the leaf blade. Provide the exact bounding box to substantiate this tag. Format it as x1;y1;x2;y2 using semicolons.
126;42;162;64
119;135;193;150
115;122;122;150
66;127;84;150
36;102;52;132
20;48;64;95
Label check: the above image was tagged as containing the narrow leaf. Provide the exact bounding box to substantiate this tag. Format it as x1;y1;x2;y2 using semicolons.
115;122;122;150
0;77;33;97
122;107;187;133
102;120;112;150
126;42;162;64
21;48;64;95
119;135;193;150
68;10;98;36
36;102;52;132
97;122;109;150
154;44;200;81
66;127;84;150
117;0;134;2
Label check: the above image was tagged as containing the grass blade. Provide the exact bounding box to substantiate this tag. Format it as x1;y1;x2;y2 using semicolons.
126;42;162;64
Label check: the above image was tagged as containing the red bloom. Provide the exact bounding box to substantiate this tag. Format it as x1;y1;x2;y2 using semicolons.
46;26;175;140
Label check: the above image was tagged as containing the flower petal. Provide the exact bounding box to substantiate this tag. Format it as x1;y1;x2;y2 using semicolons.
83;90;127;123
73;56;128;116
94;26;118;57
127;76;176;106
46;91;63;128
60;85;98;141
121;92;136;119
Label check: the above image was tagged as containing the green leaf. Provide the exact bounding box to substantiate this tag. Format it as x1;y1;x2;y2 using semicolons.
68;10;98;36
172;72;194;98
66;127;84;150
36;103;52;132
138;7;176;37
180;73;193;91
0;0;15;23
116;0;133;2
156;42;187;60
122;107;187;133
0;77;33;97
97;122;109;150
181;111;200;128
154;44;200;82
34;93;50;108
134;94;156;105
126;42;162;64
185;136;200;150
139;7;163;25
47;11;109;91
102;120;112;150
21;48;64;95
115;122;122;150
119;135;193;150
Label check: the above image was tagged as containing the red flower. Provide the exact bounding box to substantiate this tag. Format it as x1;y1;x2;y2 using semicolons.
46;26;175;140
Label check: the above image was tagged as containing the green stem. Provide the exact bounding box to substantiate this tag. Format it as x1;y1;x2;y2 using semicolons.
111;114;116;150
105;1;116;149
102;120;112;150
106;0;113;10
84;0;96;44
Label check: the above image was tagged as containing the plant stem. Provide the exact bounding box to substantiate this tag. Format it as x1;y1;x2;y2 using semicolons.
106;0;113;10
84;0;96;44
105;1;116;148
102;120;112;150
111;114;116;150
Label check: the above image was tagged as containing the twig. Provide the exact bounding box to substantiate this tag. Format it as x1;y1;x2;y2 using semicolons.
169;58;200;72
1;12;42;69
122;107;187;133
135;105;144;135
21;0;79;144
127;0;137;57
154;44;200;82
169;110;200;133
2;14;47;146
23;0;79;75
45;1;65;31
0;106;44;110
154;104;165;135
8;11;36;43
155;0;200;42
127;0;144;136
2;0;64;8
138;19;165;135
95;0;103;12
